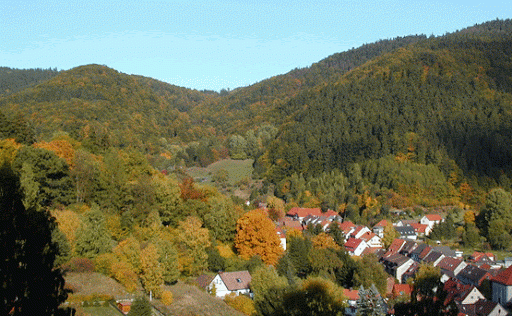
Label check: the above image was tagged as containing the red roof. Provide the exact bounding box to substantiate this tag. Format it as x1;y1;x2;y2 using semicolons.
373;219;389;228
410;223;428;233
359;231;378;242
425;214;442;221
343;289;359;301
392;284;413;298
339;221;356;233
492;266;512;286
387;238;406;254
287;207;323;218
344;238;364;251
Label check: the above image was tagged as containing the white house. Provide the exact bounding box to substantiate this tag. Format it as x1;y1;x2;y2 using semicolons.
276;228;287;251
209;271;252;298
344;238;368;256
492;265;512;306
420;214;443;230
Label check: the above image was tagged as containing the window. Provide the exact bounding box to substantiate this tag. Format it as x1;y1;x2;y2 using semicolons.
236;278;242;283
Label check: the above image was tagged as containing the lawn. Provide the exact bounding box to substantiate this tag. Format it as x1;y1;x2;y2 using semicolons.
187;159;254;185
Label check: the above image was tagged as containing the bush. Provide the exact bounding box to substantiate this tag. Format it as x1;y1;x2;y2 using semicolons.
224;293;255;315
63;257;95;273
161;290;173;305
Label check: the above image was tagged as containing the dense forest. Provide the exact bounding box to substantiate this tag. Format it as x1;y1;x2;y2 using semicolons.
2;18;512;315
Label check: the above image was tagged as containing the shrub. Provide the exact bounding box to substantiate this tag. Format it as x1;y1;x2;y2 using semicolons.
224;293;255;315
63;257;95;273
161;290;173;305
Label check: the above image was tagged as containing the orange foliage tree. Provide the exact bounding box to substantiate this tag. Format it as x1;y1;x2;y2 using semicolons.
234;209;283;265
311;232;340;250
34;138;77;167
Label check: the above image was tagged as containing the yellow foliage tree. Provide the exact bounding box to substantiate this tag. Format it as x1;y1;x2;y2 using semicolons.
0;138;22;165
311;232;340;250
234;209;283;265
34;139;77;167
140;243;164;298
161;290;173;305
52;209;82;252
174;216;211;276
110;260;138;292
113;237;142;274
224;293;256;315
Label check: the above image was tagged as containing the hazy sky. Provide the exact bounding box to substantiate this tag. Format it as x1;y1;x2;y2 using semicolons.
2;1;511;91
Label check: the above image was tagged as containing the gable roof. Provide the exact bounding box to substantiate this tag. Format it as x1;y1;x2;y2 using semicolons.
392;284;413;298
373;219;389;228
344;238;364;251
219;271;252;291
387;239;406;254
399;240;418;255
287;207;322;218
410;223;428;234
437;257;464;272
418;246;433;260
343;289;360;301
458;265;491;286
410;243;428;257
425;214;443;221
395;225;416;237
492;265;512;286
196;274;215;289
359;231;379;242
339;220;356;233
422;251;444;264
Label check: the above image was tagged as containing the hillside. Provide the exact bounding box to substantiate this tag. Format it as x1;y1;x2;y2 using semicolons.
0;65;217;154
258;19;512;190
0;67;60;96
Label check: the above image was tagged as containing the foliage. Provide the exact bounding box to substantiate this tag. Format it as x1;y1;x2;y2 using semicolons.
353;254;388;295
0;163;67;315
382;222;400;248
174;216;211;276
235;209;284;265
224;293;256;315
127;296;152;316
161;290;174;305
250;265;288;302
140;243;164;298
74;206;113;259
63;257;95;273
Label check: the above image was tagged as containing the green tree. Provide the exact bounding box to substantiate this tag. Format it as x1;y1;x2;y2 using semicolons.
228;135;247;160
353;254;388;295
250;265;288;302
174;216;211;276
0;164;67;315
127;296;152;316
155;239;180;284
74;206;113;259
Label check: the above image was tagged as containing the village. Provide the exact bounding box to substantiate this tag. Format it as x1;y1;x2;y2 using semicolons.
191;207;512;316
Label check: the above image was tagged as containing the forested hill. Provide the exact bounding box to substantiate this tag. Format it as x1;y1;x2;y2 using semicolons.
190;35;427;134
258;19;512;189
0;67;60;96
0;64;219;153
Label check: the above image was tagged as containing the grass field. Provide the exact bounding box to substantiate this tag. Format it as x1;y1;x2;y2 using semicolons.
81;306;123;316
187;159;254;185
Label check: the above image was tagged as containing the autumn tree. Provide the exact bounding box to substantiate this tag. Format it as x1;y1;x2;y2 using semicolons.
235;209;284;266
267;196;286;221
382;222;400;248
154;238;180;284
113;237;142;274
174;216;211;276
140;243;164;298
127;296;152;316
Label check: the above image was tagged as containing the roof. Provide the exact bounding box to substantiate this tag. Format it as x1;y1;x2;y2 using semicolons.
373;219;389;228
399;240;418;255
388;239;406;254
422;251;444;264
492;265;512;286
433;246;457;258
359;231;378;242
196;274;215;289
219;271;252;291
410;243;429;256
339;220;356;233
474;299;501;316
418;246;433;260
392;284;413;297
343;289;360;301
382;253;411;267
410;223;428;234
344;238;364;251
287;207;322;218
395;225;416;236
425;214;443;221
437;257;464;273
458;265;491;286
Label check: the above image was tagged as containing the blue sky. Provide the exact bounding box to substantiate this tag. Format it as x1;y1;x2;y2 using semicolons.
1;1;511;91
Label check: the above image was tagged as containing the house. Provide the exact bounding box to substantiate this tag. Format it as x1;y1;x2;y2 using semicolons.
196;274;215;291
275;228;286;251
410;243;429;262
350;225;372;239
359;231;382;248
420;214;443;230
401;261;420;284
344;238;368;256
433;245;459;258
380;253;415;282
458;265;492;287
417;246;434;262
395;225;417;240
386;238;407;255
277;217;304;231
410;223;430;237
339;221;357;240
286;207;338;221
437;257;467;283
460;299;508;316
392;284;413;299
372;219;390;238
422;251;445;267
399;240;418;257
469;251;495;264
444;281;485;306
116;300;132;315
492;265;512;306
343;289;360;316
395;219;417;227
209;271;252;297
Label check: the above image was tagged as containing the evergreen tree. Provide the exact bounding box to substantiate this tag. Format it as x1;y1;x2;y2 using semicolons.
127;296;152;316
74;206;113;259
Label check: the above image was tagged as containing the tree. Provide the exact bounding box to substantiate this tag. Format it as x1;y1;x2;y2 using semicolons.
74;206;113;259
382;222;400;248
250;265;288;301
155;239;180;284
228;135;247;160
327;222;345;247
113;237;142;274
0;163;67;315
234;209;284;265
140;243;164;298
267;196;286;221
127;296;152;316
174;216;211;275
353;254;388;295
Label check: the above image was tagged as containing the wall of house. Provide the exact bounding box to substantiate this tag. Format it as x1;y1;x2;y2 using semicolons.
492;282;512;306
210;275;230;297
